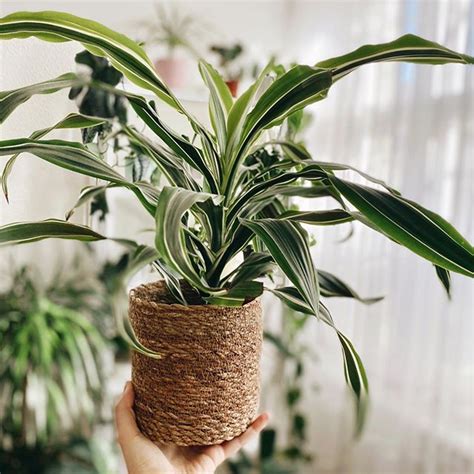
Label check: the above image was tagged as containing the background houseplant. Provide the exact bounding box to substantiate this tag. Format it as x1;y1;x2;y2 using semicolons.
138;2;205;89
0;263;113;473
210;43;244;97
0;10;473;441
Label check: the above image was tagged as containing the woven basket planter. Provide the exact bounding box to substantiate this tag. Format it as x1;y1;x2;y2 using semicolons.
129;280;263;446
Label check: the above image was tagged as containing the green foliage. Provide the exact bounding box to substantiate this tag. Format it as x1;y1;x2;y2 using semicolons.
0;265;104;455
138;3;204;57
228;310;315;474
0;11;473;435
210;43;244;80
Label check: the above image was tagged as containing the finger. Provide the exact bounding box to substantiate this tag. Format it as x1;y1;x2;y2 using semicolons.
115;381;141;445
203;412;270;465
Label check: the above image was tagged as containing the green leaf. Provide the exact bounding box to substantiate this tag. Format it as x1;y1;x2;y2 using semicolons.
199;60;233;154
331;177;474;277
318;269;383;304
241;66;332;148
316;34;474;79
127;96;219;193
66;184;111;221
268;285;369;436
0;137;126;182
336;329;369;437
0;137;158;214
435;265;451;299
268;286;313;315
224;252;275;286
155;186;224;293
0;10;180;108
226;62;274;160
0;73;83;123
2;112;107;202
0;219;106;245
242;218;320;316
205;281;263;306
279;209;354;226
106;243;165;358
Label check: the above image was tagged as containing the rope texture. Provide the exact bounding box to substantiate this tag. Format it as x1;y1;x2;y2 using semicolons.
129;280;263;446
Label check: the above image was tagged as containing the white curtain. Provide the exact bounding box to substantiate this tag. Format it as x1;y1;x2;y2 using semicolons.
277;1;473;472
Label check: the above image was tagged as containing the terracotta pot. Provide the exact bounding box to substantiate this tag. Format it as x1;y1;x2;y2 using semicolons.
154;57;189;89
225;79;239;97
129;281;262;446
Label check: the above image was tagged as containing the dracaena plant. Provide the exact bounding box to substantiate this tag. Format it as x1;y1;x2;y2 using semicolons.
0;11;473;433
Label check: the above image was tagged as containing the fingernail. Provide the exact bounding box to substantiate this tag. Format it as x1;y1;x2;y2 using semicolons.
123;381;130;392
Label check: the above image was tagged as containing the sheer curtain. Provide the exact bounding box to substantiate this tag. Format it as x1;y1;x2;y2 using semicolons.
278;1;473;472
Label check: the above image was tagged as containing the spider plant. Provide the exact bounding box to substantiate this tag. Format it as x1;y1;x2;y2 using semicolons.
0;11;473;434
0;265;104;456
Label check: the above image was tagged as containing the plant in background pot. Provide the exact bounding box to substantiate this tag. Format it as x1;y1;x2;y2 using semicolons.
210;43;244;97
138;3;204;89
0;264;111;473
0;11;473;446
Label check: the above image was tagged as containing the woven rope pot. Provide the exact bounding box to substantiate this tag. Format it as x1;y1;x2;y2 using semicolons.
129;280;263;446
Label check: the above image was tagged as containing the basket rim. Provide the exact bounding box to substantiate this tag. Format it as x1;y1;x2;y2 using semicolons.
129;279;261;314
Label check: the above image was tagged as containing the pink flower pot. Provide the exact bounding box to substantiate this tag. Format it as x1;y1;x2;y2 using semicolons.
154;57;189;89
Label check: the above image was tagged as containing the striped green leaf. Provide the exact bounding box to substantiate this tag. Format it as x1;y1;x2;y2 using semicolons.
225;62;274;161
155;186;224;294
224;252;275;287
0;137;158;214
331;177;474;277
0;72;83;123
2;113;107;202
434;265;451;299
318;269;383;304
65;184;110;221
199;60;233;154
279;209;354;226
336;329;369;436
269;285;369;435
0;219;106;245
316;34;474;80
242;218;320;316
106;244;165;358
268;286;313;315
127;96;219;193
0;138;126;183
205;281;264;306
0;10;179;108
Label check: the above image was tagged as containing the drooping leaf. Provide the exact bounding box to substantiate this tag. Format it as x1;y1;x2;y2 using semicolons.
0;137;158;214
335;329;369;437
279;209;354;226
268;286;313;315
316;34;474;80
0;10;180;108
434;265;452;299
242;218;320;316
318;269;383;304
331;177;474;277
0;73;83;123
0;219;106;245
2;113;107;201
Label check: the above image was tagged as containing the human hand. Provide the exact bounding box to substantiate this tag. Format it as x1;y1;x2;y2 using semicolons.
115;381;269;474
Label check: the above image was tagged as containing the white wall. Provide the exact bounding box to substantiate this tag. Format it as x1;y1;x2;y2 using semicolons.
1;1;472;473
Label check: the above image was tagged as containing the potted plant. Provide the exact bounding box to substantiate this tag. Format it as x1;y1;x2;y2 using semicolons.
138;3;204;89
210;43;244;97
0;264;110;473
0;11;472;446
